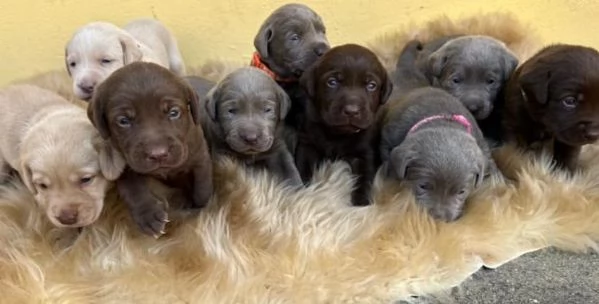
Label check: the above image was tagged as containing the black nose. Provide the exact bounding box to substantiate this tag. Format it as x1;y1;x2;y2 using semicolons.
78;83;95;94
240;131;259;145
56;209;78;225
343;104;360;117
314;43;329;56
146;147;169;162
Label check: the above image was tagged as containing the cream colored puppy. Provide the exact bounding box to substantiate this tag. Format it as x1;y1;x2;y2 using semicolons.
64;18;186;100
0;84;126;228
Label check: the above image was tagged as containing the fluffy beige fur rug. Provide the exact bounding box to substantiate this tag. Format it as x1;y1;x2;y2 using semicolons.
2;12;598;304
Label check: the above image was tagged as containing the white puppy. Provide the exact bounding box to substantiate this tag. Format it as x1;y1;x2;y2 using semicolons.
0;84;126;228
64;18;186;100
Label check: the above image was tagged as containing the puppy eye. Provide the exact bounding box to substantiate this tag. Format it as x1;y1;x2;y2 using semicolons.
289;34;301;42
457;189;467;196
80;175;95;185
36;182;48;190
326;77;338;88
100;58;113;65
417;183;433;191
228;108;238;115
168;107;181;120
116;116;132;128
451;77;462;84
69;62;77;68
264;107;273;114
486;78;496;85
366;81;377;92
561;96;578;109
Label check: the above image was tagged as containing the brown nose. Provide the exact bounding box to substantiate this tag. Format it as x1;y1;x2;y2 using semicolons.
146;146;169;162
343;104;360;117
56;209;78;225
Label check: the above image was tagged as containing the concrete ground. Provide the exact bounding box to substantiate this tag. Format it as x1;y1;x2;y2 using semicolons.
400;248;599;304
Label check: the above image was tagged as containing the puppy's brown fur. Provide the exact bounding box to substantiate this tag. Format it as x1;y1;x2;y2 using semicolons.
503;44;599;172
296;44;393;206
88;62;213;237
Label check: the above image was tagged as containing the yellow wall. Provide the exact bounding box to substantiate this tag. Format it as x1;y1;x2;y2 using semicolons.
2;0;599;86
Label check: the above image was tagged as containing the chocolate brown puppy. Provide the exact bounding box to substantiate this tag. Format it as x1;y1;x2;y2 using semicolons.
201;67;302;186
296;44;393;206
502;44;599;172
88;62;213;237
251;3;331;130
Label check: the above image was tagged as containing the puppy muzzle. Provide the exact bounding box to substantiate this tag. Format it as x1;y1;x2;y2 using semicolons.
129;140;188;174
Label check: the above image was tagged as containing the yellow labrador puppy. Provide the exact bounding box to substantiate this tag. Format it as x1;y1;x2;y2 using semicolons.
0;84;126;228
64;18;186;100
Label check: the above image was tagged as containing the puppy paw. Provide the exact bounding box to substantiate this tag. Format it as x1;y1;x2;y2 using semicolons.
132;204;169;238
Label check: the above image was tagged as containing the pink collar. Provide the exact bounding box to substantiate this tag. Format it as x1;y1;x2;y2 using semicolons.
408;114;472;134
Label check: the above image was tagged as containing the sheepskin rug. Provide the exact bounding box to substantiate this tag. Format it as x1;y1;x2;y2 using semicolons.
2;12;599;304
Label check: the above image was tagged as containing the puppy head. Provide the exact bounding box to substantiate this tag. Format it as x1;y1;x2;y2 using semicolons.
254;3;330;79
19;113;124;228
425;36;519;120
88;62;200;175
65;22;143;101
517;44;599;146
388;129;486;222
205;67;290;154
300;44;393;133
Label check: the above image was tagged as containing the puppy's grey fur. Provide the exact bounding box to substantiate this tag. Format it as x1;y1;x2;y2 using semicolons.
254;3;330;79
201;67;302;185
379;87;497;222
393;35;518;120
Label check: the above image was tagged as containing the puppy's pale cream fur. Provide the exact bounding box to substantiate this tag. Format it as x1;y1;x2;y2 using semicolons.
0;84;125;228
64;18;186;100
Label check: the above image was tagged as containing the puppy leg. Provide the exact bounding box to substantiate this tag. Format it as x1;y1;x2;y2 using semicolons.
191;148;214;209
268;147;303;186
116;168;168;238
553;140;581;173
349;155;375;206
294;143;320;184
166;36;186;76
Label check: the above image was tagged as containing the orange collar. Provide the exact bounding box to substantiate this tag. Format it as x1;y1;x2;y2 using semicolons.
250;52;298;83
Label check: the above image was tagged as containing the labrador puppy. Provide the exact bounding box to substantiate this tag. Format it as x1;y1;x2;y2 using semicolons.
88;62;213;238
251;3;331;129
296;44;393;206
65;18;186;101
200;67;302;185
395;35;518;120
502;44;599;172
0;84;125;228
380;87;497;222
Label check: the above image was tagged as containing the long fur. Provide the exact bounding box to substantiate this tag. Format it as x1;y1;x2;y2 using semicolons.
2;13;596;304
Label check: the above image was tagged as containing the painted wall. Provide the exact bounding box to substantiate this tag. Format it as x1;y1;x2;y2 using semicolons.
1;0;599;86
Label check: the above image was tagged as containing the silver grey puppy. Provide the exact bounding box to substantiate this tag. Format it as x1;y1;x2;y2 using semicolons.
252;3;330;80
201;67;302;186
379;87;498;222
394;35;519;120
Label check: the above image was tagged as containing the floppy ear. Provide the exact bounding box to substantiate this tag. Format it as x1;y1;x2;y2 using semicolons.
424;50;448;84
474;157;487;188
87;85;111;139
203;85;219;121
299;63;317;99
502;50;520;81
379;74;394;105
118;32;143;64
253;25;273;58
389;144;416;180
92;135;126;181
185;83;201;125
518;64;550;104
276;86;292;120
64;47;72;77
19;161;37;195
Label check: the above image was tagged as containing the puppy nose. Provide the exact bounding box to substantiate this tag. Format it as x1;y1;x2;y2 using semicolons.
146;147;169;162
56;209;78;226
314;43;329;56
240;131;259;145
78;82;95;94
342;104;360;117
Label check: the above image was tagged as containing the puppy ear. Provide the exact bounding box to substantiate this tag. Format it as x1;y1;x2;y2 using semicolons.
502;51;520;80
64;47;72;77
87;85;111;139
425;50;448;83
253;25;273;58
203;85;219;121
118;32;143;64
474;157;488;188
19;161;37;195
379;74;394;105
389;144;415;179
276;86;292;120
92;135;126;181
185;83;201;125
518;64;550;104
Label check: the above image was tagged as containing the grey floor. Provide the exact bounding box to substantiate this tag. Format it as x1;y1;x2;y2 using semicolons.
400;248;599;304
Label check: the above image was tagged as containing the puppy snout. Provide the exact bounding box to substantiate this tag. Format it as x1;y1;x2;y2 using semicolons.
579;122;599;140
313;43;329;57
239;130;261;145
77;80;96;94
146;146;170;163
56;208;79;226
342;104;361;117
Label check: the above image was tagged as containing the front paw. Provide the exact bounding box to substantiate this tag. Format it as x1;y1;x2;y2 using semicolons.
131;203;169;238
